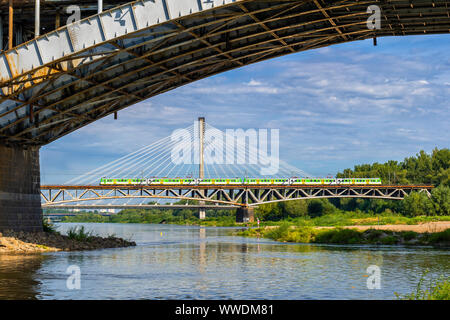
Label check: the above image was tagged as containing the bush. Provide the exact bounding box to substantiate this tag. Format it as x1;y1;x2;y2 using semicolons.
426;229;450;244
314;228;363;244
42;219;58;233
402;231;418;241
265;223;291;241
285;227;315;243
396;271;450;300
362;229;385;241
67;226;95;242
381;236;398;245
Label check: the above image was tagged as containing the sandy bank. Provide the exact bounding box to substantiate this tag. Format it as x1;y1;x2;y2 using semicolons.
316;221;450;233
0;230;136;253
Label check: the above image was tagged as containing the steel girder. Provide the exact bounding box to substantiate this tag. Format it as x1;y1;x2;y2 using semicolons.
0;0;449;145
40;184;434;208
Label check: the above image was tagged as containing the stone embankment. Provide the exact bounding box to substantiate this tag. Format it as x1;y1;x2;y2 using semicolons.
0;230;136;253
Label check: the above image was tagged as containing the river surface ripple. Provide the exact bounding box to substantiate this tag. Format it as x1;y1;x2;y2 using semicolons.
0;223;448;300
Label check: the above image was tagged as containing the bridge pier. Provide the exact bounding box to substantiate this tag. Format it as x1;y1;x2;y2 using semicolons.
0;144;42;232
236;207;254;223
199;207;206;220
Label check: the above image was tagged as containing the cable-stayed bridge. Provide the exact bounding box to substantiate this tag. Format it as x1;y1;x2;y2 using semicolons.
40;119;433;222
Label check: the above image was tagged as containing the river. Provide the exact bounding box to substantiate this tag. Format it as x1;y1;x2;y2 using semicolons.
0;223;448;299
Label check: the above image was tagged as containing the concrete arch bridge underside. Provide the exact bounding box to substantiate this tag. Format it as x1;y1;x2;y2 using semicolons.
0;0;448;230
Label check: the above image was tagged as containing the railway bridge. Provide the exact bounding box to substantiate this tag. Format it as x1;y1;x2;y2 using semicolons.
0;0;449;230
40;184;434;222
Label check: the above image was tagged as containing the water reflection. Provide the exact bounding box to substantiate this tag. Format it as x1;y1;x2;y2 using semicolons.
0;223;448;300
0;254;48;300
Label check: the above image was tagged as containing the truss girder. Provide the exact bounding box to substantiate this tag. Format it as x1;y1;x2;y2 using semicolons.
40;185;433;207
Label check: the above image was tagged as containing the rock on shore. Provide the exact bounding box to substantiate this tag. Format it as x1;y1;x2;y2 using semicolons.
0;230;136;253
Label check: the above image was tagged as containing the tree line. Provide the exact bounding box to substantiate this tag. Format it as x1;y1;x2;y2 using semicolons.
254;148;449;220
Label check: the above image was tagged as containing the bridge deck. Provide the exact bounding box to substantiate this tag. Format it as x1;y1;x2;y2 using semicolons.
1;0;449;145
41;184;434;189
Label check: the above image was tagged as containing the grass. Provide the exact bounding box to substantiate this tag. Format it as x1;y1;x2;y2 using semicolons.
396;270;450;300
42;219;58;233
60;211;450;228
314;228;363;244
66;226;96;242
36;244;51;250
237;226;450;246
243;213;450;228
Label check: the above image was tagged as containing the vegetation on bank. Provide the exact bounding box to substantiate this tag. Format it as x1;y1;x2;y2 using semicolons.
337;148;449;186
0;220;136;253
59;209;450;228
237;224;450;246
59;208;238;226
66;226;97;242
396;271;450;300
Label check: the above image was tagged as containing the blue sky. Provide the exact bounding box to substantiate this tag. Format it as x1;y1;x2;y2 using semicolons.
40;34;450;184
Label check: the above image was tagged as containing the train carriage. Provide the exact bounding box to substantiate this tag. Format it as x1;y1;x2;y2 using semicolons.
181;178;197;185
100;177;382;186
161;178;181;185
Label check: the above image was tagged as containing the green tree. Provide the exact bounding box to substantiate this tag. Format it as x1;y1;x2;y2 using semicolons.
255;202;283;220
281;200;308;218
430;185;450;216
401;192;434;216
307;199;336;217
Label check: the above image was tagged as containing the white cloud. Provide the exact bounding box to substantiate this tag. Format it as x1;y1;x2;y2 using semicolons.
247;79;263;86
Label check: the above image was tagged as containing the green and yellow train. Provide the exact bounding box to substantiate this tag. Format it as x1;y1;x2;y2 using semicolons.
99;177;382;186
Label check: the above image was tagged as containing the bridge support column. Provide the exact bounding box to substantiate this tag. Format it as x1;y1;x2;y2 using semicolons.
236;207;254;223
199;207;206;220
0;144;42;232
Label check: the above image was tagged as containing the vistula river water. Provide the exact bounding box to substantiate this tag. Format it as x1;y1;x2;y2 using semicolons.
0;223;448;300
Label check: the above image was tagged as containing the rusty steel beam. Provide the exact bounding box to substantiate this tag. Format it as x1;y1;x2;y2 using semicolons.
40;184;434;207
0;0;449;145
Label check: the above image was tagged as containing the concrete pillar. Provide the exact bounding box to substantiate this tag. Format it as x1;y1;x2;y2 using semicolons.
35;0;40;37
98;0;103;14
0;144;43;232
199;208;206;220
198;117;206;220
236;207;254;223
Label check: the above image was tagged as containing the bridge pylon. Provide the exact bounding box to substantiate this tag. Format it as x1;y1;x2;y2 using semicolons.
198;117;206;220
0;145;43;232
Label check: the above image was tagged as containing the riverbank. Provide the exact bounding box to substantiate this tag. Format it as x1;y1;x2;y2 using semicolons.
0;229;136;253
317;221;450;233
237;223;450;246
58;211;450;228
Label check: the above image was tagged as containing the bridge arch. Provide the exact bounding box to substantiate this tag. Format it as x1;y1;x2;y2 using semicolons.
1;0;449;144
